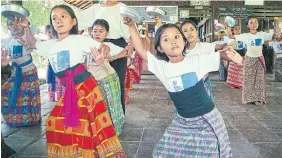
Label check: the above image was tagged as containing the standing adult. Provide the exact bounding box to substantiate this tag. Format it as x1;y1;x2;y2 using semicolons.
78;0;130;113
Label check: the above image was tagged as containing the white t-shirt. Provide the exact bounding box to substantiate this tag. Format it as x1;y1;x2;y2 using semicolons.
147;51;220;92
235;32;273;47
36;35;101;73
77;2;130;40
224;36;245;50
269;41;282;53
2;37;32;59
186;42;216;56
235;32;273;57
104;42;124;56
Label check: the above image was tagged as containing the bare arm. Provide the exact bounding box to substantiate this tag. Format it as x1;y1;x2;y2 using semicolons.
123;17;148;62
219;47;243;65
16;18;36;49
215;43;227;50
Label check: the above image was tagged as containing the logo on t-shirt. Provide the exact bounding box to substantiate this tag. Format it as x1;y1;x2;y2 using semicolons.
56;50;70;72
247;38;262;46
169;72;199;92
10;45;23;59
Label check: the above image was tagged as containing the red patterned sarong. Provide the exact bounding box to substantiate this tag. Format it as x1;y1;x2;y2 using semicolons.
46;68;126;157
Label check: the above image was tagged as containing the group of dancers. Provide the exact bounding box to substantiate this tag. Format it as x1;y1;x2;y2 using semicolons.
1;1;282;157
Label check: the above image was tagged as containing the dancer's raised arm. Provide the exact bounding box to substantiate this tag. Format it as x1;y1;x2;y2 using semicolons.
123;17;148;62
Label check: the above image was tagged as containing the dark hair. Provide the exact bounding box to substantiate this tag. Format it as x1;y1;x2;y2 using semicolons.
49;5;78;38
92;19;109;32
245;16;258;25
155;23;188;62
45;25;51;34
180;18;198;31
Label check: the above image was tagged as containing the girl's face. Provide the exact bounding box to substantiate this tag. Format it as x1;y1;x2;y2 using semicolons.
92;25;108;42
248;18;258;31
158;27;185;59
181;23;198;43
234;26;240;35
7;20;24;36
51;8;76;36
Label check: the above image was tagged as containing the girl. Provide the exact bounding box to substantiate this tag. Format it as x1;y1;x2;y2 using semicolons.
18;5;126;157
124;51;139;104
225;26;246;89
269;27;282;81
180;19;226;101
89;19;126;136
45;24;66;102
1;17;41;127
228;16;273;105
123;17;242;157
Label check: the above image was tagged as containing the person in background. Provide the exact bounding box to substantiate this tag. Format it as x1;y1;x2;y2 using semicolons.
78;0;131;114
227;16;274;105
45;25;66;102
1;17;41;127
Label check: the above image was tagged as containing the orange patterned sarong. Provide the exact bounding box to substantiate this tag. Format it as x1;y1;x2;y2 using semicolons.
46;75;126;158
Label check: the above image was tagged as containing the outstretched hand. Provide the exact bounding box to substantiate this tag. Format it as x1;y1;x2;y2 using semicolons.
88;47;104;67
224;48;243;66
14;17;29;28
1;48;10;66
123;17;135;26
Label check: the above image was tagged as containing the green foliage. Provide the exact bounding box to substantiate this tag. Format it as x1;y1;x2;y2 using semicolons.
1;1;51;28
23;1;51;28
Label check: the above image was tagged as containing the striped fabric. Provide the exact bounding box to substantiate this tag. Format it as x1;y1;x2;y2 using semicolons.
98;73;124;136
47;77;66;102
1;68;41;127
242;56;267;104
153;108;232;158
274;53;282;81
46;75;126;157
125;68;138;104
226;62;244;89
132;55;142;84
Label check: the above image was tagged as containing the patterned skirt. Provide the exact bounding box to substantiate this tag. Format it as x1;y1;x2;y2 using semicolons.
125;68;138;104
132;56;142;84
274;53;282;81
1;68;41;127
242;56;266;104
97;73;124;136
46;75;126;158
226;62;244;89
153;108;232;158
47;77;66;101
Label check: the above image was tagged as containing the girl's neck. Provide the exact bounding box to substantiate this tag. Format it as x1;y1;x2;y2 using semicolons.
188;41;197;50
58;33;70;41
169;55;185;63
250;30;257;35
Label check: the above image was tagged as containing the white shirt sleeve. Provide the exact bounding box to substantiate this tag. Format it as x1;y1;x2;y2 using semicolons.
77;35;101;53
35;39;57;57
147;51;167;84
262;32;273;41
188;52;220;79
104;42;124;56
1;38;9;49
118;3;130;41
77;6;95;31
235;34;246;42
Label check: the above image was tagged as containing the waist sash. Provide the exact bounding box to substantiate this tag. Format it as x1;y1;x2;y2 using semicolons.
56;64;88;127
9;59;33;107
168;80;214;118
